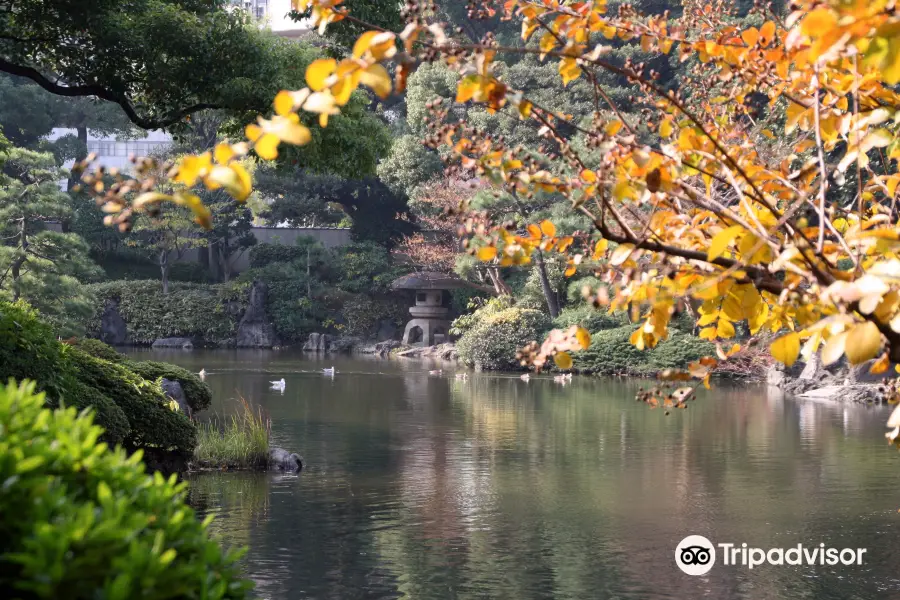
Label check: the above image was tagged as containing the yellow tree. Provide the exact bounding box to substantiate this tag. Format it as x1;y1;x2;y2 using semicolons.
78;0;900;426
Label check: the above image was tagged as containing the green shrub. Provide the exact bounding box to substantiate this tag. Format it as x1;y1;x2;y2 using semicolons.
52;372;131;446
85;280;242;345
0;301;65;396
170;261;212;283
457;306;551;370
450;296;514;336
552;305;630;333
65;348;196;454
572;325;715;376
248;237;326;268
0;302;129;443
0;379;252;600
125;360;213;413
72;338;125;362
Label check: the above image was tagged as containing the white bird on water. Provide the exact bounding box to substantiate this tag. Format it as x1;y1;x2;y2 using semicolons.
428;369;443;376
322;366;336;376
198;368;207;381
520;374;531;382
270;378;286;391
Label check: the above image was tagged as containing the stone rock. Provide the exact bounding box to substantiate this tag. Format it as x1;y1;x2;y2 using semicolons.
850;358;900;384
99;299;128;346
395;342;458;361
376;319;400;342
151;337;194;349
798;384;884;404
160;378;192;419
328;336;359;354
236;280;278;348
268;447;303;472
375;340;401;357
303;332;333;352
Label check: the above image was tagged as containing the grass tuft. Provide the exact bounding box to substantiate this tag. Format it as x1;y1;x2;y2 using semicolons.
193;396;270;469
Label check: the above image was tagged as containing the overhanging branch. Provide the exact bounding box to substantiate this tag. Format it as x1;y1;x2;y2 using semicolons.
0;57;222;130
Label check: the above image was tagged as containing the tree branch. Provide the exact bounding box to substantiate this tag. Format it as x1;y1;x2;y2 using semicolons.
0;57;221;130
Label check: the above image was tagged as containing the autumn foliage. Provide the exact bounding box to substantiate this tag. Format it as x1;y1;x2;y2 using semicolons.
76;1;900;429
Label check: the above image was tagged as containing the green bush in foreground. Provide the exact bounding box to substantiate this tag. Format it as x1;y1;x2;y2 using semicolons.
125;360;213;413
0;380;252;600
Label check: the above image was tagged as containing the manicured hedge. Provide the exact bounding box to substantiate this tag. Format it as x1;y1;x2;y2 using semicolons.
85;280;242;345
0;379;252;600
572;325;715;376
0;301;197;453
66;348;196;454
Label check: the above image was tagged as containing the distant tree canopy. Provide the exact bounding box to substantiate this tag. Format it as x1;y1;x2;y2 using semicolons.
0;0;390;176
265;172;416;248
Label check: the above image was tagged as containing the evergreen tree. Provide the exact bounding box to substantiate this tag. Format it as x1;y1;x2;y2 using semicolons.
0;146;101;333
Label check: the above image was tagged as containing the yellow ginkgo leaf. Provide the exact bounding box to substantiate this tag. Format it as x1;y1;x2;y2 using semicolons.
716;319;736;339
253;133;281;161
708;225;743;261
659;119;674;138
554;352;573;370
770;332;801;366
575;326;591;350
540;219;556;238
845;321;883;364
559;57;582;86
359;63;392;99
821;331;847;366
273;90;295;117
477;246;498;261
306;58;338;91
173;153;212;187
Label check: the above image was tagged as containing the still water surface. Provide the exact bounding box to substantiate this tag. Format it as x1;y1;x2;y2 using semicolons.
130;349;900;600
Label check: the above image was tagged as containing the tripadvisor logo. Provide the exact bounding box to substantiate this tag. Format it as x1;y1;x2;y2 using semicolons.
675;535;867;576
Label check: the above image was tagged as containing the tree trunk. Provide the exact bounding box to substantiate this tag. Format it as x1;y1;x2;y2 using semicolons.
160;251;170;294
486;267;512;296
535;249;560;318
11;220;27;301
218;242;231;282
67;124;89;194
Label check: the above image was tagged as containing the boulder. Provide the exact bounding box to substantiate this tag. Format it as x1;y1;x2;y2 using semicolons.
151;337;194;349
236;280;278;348
99;299;128;346
303;332;333;352
375;340;402;357
160;378;192;419
798;384;884;404
376;319;400;342
268;447;303;472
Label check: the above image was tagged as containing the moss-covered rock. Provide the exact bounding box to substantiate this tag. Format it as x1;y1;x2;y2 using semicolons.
457;306;551;370
125;360;212;413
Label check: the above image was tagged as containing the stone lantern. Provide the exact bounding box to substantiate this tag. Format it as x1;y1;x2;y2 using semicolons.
390;272;470;347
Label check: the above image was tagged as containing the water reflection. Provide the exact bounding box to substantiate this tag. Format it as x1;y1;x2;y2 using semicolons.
129;349;900;600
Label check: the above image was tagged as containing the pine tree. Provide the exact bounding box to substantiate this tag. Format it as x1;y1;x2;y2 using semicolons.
0;146;101;334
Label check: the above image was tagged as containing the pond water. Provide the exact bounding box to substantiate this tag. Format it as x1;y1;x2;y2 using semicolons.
129;349;900;600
